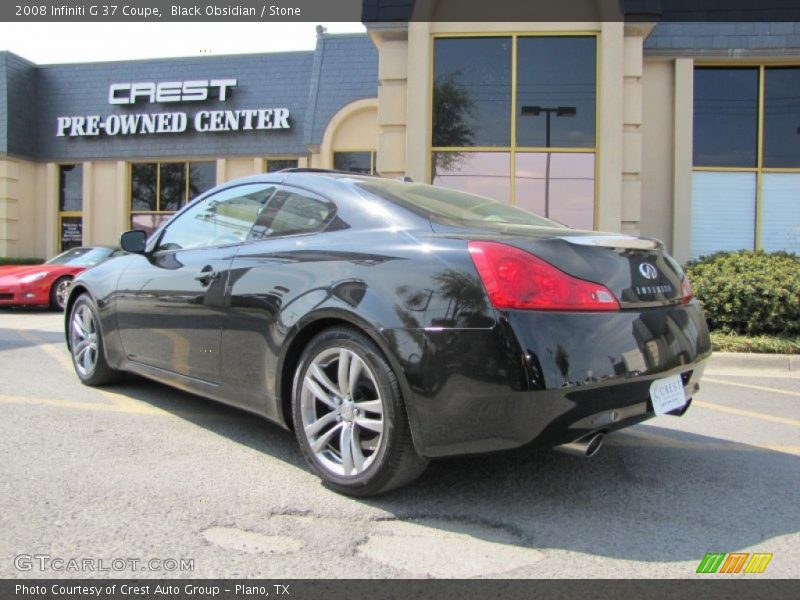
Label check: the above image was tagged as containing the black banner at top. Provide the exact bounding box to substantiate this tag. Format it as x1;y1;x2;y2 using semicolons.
3;0;800;22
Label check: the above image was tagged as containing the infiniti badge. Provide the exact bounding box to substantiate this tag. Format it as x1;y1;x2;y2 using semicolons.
639;263;658;280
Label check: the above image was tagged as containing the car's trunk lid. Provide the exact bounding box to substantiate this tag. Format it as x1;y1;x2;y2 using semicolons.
432;225;685;308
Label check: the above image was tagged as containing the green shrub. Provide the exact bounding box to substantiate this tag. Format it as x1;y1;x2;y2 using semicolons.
685;250;800;336
0;257;45;266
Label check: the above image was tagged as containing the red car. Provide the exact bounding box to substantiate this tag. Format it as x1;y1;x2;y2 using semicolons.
0;246;122;311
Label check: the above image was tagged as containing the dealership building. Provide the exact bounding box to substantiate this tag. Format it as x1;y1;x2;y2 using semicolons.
1;9;799;262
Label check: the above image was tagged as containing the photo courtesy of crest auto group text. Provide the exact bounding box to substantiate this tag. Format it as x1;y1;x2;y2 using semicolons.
0;1;798;598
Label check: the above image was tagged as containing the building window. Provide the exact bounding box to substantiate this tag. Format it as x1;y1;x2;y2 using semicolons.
431;35;597;228
334;151;375;174
692;66;800;257
130;161;216;235
265;159;299;173
58;164;83;252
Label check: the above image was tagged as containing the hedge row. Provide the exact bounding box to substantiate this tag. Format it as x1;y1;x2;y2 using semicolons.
685;250;800;336
0;257;45;266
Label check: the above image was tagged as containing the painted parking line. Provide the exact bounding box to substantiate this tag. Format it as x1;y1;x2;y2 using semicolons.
0;392;162;415
17;328;75;373
704;370;800;380
609;429;800;456
693;399;800;428
703;376;800;399
16;328;169;415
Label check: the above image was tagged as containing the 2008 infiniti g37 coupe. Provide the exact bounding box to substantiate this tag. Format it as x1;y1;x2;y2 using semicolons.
65;170;711;496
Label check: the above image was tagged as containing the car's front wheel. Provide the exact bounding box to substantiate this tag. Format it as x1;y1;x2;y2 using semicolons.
50;276;72;311
292;327;428;496
68;294;124;386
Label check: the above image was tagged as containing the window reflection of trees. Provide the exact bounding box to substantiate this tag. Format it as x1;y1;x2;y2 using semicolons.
432;72;475;179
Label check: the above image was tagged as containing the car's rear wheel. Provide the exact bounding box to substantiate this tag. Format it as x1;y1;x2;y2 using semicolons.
68;294;124;386
50;276;72;311
292;327;428;496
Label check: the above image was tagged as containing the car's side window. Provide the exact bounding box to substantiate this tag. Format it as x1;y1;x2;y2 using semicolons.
157;184;276;251
248;187;335;240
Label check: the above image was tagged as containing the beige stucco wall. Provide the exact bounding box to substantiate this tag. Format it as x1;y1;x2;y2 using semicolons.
640;59;676;251
332;107;378;151
83;161;128;247
315;100;379;170
219;156;309;182
672;58;694;264
374;36;409;178
620;29;646;236
222;157;258;182
0;157;47;258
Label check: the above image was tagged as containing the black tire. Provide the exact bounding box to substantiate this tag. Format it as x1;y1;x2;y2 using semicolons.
292;327;428;496
49;276;73;311
67;294;125;386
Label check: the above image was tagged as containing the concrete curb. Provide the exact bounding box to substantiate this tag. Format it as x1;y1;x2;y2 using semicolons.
707;351;800;373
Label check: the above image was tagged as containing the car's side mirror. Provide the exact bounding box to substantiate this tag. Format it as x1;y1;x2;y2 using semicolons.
120;230;147;254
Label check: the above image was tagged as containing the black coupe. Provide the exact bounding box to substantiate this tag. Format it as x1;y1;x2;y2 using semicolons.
65;170;711;496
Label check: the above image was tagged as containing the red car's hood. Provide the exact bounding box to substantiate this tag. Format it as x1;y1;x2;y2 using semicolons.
0;264;82;284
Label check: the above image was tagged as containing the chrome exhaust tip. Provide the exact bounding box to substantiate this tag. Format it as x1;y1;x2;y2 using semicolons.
554;432;605;458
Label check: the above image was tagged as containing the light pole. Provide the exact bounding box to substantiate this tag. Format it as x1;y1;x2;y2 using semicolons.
521;105;576;217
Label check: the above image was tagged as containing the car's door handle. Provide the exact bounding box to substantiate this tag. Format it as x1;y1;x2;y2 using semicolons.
194;269;221;286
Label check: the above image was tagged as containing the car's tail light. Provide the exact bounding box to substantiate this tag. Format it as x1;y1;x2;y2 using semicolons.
468;241;620;311
680;276;693;303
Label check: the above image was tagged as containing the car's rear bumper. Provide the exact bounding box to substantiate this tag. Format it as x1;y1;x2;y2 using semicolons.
386;300;711;458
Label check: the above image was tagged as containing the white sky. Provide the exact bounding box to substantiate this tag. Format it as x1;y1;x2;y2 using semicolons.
0;22;367;64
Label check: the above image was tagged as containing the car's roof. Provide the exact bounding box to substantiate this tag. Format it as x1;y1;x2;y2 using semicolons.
213;169;384;190
69;246;118;251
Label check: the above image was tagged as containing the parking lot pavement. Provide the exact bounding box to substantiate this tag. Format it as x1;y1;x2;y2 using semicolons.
1;309;798;579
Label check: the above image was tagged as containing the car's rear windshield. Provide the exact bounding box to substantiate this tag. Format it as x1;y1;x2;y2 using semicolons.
350;178;565;229
46;247;111;266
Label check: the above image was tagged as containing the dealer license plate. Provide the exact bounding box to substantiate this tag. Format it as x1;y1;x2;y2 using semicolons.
649;374;687;415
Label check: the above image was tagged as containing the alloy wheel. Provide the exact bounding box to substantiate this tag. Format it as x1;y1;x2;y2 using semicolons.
299;347;385;477
70;303;98;377
55;279;71;309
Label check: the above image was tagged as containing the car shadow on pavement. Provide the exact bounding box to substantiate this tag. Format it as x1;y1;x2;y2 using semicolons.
101;375;308;470
0;327;65;352
365;425;800;564
87;376;799;565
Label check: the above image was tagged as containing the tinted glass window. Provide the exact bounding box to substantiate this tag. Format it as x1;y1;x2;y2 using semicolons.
131;163;157;211
189;162;216;200
433;37;511;147
158;184;275;251
249;188;335;239
46;247;112;266
59;165;83;212
515;152;595;229
764;67;800;168
432;151;511;204
691;172;756;258
267;159;299;173
334;152;372;174
353;178;562;229
131;214;172;238
693;68;758;167
761;173;800;253
516;37;596;148
159;163;186;211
